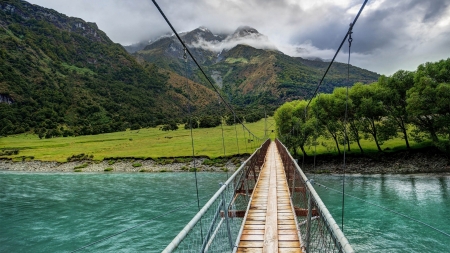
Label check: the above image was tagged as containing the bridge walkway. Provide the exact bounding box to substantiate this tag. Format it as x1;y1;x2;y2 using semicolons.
237;141;302;253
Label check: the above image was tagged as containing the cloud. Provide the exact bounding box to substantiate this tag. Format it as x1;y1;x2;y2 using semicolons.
188;31;277;53
26;0;450;75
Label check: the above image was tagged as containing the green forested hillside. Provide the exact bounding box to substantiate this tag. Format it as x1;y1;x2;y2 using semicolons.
0;0;216;137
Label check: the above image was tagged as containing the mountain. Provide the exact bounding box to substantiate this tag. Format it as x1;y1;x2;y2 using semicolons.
0;0;216;137
133;26;379;106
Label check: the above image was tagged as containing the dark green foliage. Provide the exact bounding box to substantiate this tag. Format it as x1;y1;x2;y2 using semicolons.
0;149;19;156
155;158;174;165
67;153;92;162
202;158;227;167
160;121;178;131
74;163;89;169
275;58;450;154
199;116;221;128
132;162;142;167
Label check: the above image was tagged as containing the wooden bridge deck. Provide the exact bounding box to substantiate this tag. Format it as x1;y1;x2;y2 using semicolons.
237;142;302;253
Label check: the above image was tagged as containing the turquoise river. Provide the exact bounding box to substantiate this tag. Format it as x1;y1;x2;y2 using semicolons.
0;171;449;252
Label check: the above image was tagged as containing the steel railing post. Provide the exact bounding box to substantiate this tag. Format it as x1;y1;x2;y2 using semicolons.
305;184;313;252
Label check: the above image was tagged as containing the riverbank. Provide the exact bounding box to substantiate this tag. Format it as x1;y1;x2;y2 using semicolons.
0;157;247;173
1;148;449;174
300;147;450;174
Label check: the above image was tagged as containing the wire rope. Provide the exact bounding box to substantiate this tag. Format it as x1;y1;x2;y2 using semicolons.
314;182;450;239
183;47;204;242
341;23;353;232
305;0;368;111
151;0;261;139
69;194;212;252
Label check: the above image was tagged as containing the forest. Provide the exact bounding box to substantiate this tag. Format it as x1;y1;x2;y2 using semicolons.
274;58;450;156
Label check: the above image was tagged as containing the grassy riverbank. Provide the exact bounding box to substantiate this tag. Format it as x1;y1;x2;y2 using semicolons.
0;118;276;162
0;117;441;163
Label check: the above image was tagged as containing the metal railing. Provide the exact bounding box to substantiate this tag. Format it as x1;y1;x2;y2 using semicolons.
276;139;354;253
163;139;270;253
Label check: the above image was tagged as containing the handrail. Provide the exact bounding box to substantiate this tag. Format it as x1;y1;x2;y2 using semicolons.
276;139;354;253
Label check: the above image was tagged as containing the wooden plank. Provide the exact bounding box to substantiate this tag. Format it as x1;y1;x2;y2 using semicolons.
238;142;302;252
241;229;265;235
239;241;264;248
240;234;265;241
278;248;302;253
237;248;263;253
279;241;301;248
279;234;300;241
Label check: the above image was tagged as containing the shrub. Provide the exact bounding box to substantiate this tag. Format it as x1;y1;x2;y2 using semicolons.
74;169;82;172
189;167;198;172
108;160;115;165
74;163;88;169
155;158;174;165
203;158;226;167
181;166;189;171
104;167;113;172
67;153;92;162
174;157;193;163
132;162;142;167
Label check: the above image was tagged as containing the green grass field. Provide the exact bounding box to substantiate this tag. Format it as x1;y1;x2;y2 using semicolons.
0;118;277;162
0;117;433;162
300;135;433;157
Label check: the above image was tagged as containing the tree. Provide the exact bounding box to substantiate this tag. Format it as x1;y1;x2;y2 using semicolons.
350;83;395;152
378;70;415;148
313;93;345;154
274;100;317;157
199;116;221;128
407;59;450;143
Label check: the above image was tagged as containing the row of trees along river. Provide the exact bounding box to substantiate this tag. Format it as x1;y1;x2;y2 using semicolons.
274;58;450;157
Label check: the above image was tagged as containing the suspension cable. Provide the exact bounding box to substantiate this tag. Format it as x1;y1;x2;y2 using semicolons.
184;47;204;242
305;0;368;111
314;182;450;239
341;23;353;232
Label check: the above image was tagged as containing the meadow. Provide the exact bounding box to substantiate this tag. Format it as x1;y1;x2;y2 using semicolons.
0;118;276;162
0;117;432;162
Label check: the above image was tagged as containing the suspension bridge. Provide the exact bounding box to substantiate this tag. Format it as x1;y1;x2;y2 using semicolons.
162;139;352;253
65;1;450;252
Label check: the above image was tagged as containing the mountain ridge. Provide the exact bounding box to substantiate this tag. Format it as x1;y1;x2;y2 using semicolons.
133;26;380;106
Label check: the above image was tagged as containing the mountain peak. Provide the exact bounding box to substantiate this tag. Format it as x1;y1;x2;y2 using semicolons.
233;26;260;37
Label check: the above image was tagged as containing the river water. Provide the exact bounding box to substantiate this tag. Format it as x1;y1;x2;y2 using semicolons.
0;171;449;252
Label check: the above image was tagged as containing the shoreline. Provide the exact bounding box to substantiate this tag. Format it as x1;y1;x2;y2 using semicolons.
1;149;449;174
0;157;246;173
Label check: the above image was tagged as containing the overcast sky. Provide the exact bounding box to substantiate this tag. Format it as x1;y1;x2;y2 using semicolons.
27;0;450;75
